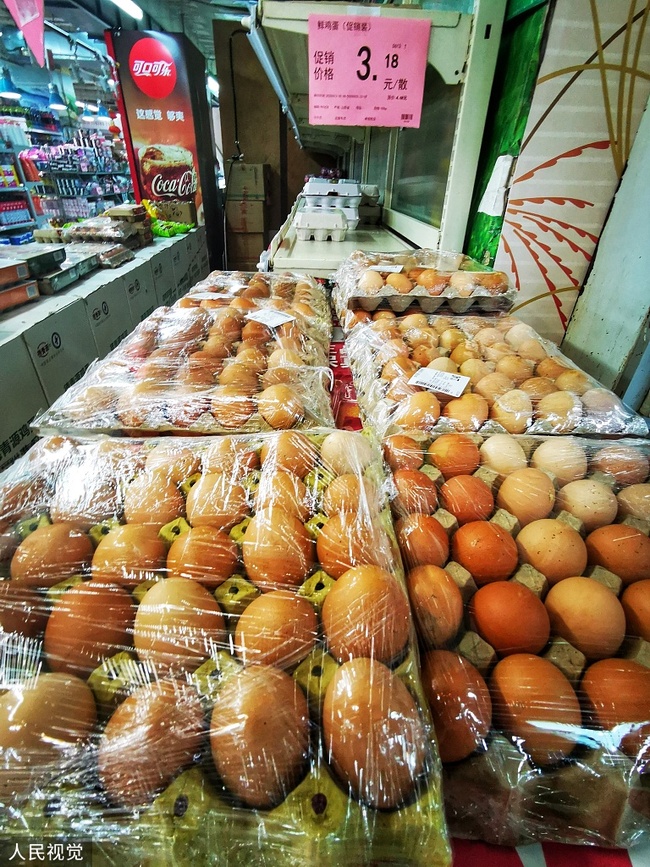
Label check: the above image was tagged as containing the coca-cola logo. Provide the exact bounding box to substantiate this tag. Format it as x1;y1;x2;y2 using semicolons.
128;37;177;99
151;169;197;198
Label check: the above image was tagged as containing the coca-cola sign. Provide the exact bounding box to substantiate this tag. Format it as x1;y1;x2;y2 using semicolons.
128;37;177;99
151;169;197;199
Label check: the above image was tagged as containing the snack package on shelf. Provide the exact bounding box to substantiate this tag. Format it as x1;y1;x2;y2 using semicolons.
0;432;450;867
380;429;650;848
345;312;648;438
33;302;335;436
332;249;517;324
187;270;331;334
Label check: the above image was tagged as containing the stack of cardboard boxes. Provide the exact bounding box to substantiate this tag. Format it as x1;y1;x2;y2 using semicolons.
225;163;271;270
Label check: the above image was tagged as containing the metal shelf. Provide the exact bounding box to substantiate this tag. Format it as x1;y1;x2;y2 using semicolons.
45;169;129;176
0;222;37;233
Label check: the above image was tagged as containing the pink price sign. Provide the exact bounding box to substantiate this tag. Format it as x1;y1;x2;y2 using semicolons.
308;14;431;129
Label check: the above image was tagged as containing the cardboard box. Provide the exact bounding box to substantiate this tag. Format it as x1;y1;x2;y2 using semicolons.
170;236;191;293
9;298;98;404
227;232;266;268
0;280;39;313
0;258;30;288
226;199;269;234
154;201;197;225
0;332;47;472
70;274;133;359
121;260;158;326
149;245;177;307
226;163;270;200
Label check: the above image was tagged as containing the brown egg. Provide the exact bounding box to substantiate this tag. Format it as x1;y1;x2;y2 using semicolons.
395;513;450;570
483;341;515;363
415;269;449;294
503;321;537;349
399;313;429;332
322;565;411;664
490;654;581;765
474;326;504;347
545;576;625;659
381;356;419;382
260;431;317;477
421;650;491;763
166;525;238;588
243;506;314;590
316;513;392;579
92;523;167;587
406;565;463;647
471;582;550;656
517;338;548;363
581;659;650;759
585;524;650;585
451;522;518;585
145;442;201;484
241;319;272;344
621;579;650;642
427;433;480;478
211;385;256;429
530;438;588;487
440;475;494;524
254;470;309;521
392;392;441;431
134;577;226;673
49;466;120;532
358;269;385;292
211;664;309;807
490;389;533;434
0;583;47;638
218;361;259;394
320;430;374;476
443;393;489;431
0;673;96;802
201;334;231;359
411;344;440;366
257;384;304;429
555;479;618;532
474;372;515;406
202;437;259;478
44;579;134;677
323;658;428;809
581;387;625;418
427;356;459;375
519;376;558;402
383;434;423;472
391;469;439;516
555;369;592;396
516;519;587;584
322;474;379;515
235;589;318;670
616;484;650;522
123;470;186;527
385;376;420;402
459;358;493;386
99;680;204;807
536;357;570;380
267;348;305;369
186;472;248;531
450;341;480;367
590;444;649;486
11;523;94;588
496;356;534;386
479;434;527;477
496;468;556;526
536;391;583;432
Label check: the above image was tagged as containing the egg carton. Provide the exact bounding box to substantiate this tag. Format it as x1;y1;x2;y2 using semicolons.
303;177;362;198
293;208;348;242
304;194;363;209
298;196;360;230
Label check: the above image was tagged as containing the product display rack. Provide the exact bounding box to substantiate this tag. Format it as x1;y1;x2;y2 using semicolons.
0;145;43;237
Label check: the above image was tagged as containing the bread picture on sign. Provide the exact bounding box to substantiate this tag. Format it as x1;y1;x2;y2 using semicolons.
138;144;198;202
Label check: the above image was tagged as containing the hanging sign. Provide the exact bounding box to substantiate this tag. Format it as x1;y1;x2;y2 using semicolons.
3;0;44;66
308;14;431;128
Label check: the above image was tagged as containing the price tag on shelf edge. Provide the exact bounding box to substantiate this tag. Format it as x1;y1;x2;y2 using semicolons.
408;368;470;398
308;14;431;128
245;309;296;329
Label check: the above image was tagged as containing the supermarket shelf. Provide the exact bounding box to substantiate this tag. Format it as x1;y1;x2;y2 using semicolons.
0;221;36;232
27;128;64;137
55;193;125;199
0;186;28;192
46;170;129;176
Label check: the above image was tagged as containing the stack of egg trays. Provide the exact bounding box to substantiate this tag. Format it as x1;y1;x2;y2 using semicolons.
332;249;517;322
342;311;647;440
377;428;650;847
0;429;451;867
33;280;336;438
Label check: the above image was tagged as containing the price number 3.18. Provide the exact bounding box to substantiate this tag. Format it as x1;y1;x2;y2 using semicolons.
356;46;400;81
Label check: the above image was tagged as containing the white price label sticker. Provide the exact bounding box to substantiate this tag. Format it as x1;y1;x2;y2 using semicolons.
246;309;296;328
408;368;470;398
369;264;403;273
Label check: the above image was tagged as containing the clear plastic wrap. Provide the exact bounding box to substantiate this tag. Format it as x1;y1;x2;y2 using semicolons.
33;300;335;436
62;218;138;244
382;429;650;847
345;312;648;438
332;249;517;323
0;431;450;866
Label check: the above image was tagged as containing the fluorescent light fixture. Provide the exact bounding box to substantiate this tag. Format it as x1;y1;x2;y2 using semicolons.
0;67;21;100
86;103;99;113
107;77;116;88
106;0;143;21
75;100;85;108
48;83;66;111
207;76;219;97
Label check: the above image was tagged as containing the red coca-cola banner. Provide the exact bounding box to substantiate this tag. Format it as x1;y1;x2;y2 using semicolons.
107;30;204;224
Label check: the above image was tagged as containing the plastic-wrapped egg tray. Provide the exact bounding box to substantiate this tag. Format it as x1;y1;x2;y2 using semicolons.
344;312;648;439
33;301;336;437
332;249;517;323
383;429;650;848
0;431;450;866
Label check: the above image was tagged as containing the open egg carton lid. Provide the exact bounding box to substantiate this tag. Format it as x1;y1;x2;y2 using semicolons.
293;207;349;242
333;249;517;321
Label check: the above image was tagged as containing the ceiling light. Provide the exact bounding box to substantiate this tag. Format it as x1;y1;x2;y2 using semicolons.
86;103;99;113
207;76;219;97
106;0;143;21
0;67;21;100
48;83;66;111
75;100;85;108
